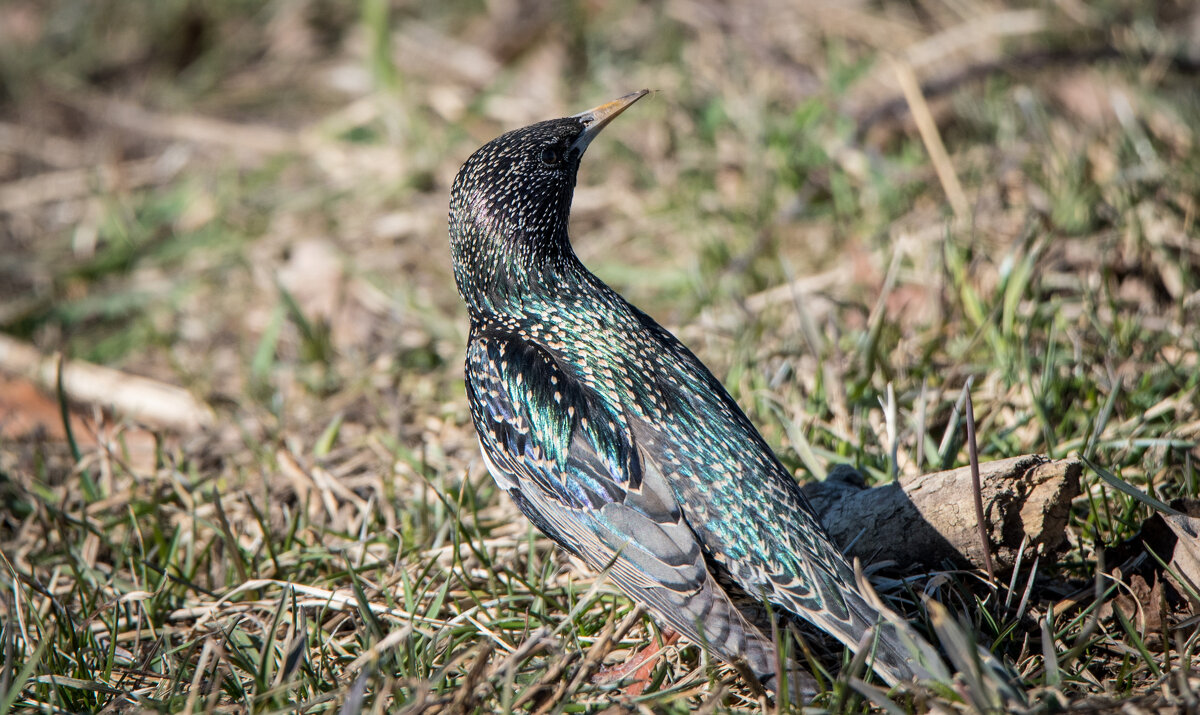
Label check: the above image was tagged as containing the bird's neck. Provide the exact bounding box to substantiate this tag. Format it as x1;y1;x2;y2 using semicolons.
452;220;610;323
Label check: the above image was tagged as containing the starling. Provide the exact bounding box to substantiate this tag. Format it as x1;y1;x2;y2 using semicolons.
449;91;937;697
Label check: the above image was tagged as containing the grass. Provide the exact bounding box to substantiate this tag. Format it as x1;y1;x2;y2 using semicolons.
2;0;1199;712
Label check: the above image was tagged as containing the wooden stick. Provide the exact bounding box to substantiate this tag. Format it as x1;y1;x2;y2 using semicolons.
965;389;996;581
0;334;214;432
891;57;969;219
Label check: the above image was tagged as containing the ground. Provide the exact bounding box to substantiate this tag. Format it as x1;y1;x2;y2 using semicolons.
1;1;1199;712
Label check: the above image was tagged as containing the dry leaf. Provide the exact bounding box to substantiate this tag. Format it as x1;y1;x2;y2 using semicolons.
1162;507;1200;613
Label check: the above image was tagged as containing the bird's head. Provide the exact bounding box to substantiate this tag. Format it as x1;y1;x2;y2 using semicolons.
449;90;648;314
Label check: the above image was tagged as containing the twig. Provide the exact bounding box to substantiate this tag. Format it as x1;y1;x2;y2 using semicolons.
938;378;974;468
891;58;969;219
915;378;929;470
0;334;214;432
965;387;996;582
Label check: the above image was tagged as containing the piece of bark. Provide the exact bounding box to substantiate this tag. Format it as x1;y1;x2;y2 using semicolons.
1106;499;1200;614
802;455;1080;572
1161;509;1200;612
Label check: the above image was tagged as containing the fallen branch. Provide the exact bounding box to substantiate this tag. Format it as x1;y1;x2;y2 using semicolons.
803;455;1080;571
0;334;214;432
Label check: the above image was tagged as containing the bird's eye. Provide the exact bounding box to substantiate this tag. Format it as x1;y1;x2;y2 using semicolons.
539;147;562;166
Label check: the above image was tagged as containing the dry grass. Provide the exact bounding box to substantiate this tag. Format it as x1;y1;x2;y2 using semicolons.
1;0;1199;712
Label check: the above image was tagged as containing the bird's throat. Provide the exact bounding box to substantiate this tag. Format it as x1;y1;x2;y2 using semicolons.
452;219;589;321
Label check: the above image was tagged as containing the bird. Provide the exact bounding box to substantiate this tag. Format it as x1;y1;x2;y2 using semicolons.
448;90;942;699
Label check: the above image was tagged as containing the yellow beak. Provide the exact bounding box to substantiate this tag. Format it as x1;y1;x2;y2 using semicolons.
569;90;649;154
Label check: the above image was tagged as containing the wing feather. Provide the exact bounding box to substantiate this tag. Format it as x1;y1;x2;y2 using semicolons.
622;308;936;685
465;331;807;692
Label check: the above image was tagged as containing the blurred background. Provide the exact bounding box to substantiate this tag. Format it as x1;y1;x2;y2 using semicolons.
1;0;1199;711
1;0;1197;448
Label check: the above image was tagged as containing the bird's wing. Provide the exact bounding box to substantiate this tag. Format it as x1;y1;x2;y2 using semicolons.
620;309;943;687
465;332;800;690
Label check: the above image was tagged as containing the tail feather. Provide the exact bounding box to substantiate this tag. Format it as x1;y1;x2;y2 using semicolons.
806;588;943;687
